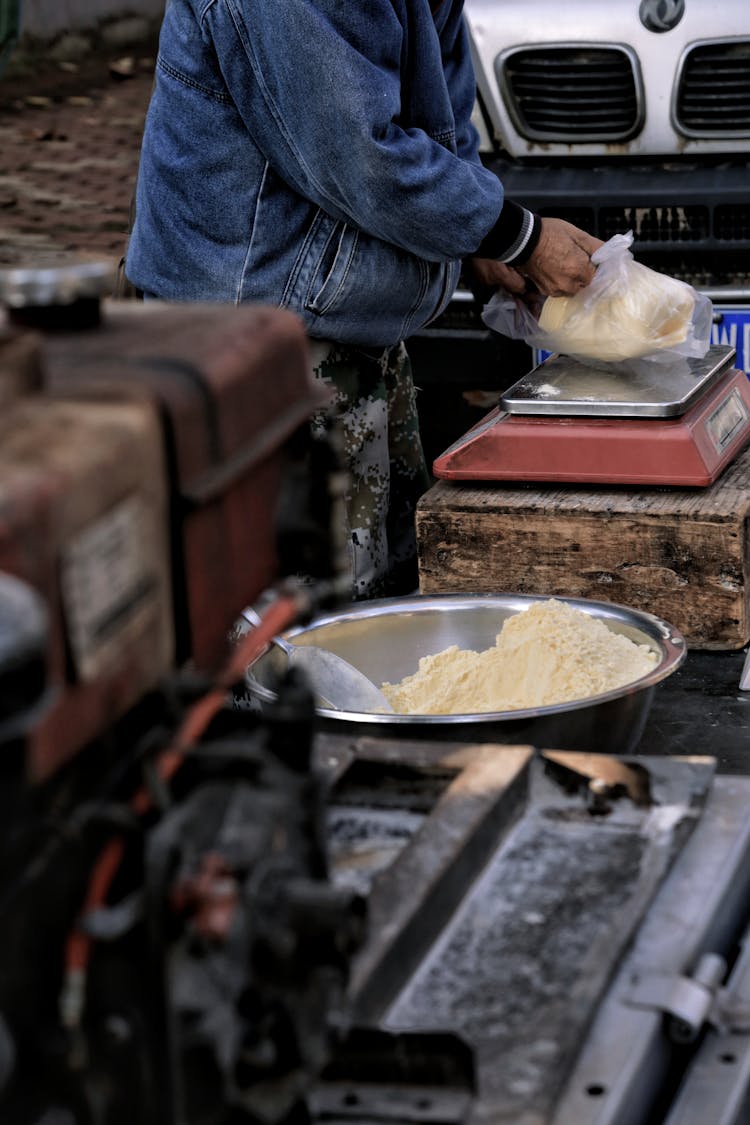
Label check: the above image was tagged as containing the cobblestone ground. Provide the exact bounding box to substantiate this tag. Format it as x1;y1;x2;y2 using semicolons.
0;23;158;271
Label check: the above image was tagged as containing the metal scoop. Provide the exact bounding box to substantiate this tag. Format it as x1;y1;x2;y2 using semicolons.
241;607;394;713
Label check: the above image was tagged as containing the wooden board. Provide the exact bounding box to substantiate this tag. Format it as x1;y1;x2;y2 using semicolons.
416;444;750;650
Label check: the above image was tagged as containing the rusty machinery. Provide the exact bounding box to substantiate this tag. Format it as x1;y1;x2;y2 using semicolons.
5;265;750;1125
0;261;374;1125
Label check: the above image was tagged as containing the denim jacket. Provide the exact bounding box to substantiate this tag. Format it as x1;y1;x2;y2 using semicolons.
126;0;506;347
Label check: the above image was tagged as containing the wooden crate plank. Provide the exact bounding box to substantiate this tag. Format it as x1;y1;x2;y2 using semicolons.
417;447;750;649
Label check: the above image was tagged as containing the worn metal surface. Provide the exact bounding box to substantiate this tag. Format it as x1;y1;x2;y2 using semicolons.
0;375;174;779
5;298;326;676
317;741;750;1124
499;346;738;420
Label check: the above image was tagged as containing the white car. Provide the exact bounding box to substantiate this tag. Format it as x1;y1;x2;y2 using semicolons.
465;0;746;299
431;0;750;370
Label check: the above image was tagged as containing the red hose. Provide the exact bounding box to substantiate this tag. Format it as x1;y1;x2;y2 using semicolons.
61;593;301;1029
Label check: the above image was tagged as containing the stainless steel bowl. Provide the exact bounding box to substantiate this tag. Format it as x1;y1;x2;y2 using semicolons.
244;593;686;754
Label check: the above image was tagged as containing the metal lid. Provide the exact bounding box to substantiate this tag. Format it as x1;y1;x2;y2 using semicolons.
0;259;115;308
500;344;737;419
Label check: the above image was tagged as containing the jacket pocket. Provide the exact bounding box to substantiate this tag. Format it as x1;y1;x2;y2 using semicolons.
285;208;447;346
303;215;358;315
423;258;461;325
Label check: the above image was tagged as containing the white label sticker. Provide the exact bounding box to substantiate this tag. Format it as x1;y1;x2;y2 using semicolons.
60;495;159;681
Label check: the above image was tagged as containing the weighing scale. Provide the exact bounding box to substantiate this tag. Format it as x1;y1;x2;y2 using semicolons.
433;344;750;487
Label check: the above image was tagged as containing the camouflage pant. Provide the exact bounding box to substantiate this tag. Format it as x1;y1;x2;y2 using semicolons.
309;340;431;601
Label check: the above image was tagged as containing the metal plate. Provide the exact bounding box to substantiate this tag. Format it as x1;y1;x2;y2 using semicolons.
502;343;737;418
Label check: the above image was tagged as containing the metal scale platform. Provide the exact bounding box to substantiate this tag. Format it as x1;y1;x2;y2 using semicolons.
433;344;750;486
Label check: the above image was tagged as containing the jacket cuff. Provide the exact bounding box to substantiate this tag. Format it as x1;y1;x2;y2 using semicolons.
474;200;542;265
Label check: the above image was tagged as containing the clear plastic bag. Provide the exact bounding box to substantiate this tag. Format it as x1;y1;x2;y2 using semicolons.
482;231;713;374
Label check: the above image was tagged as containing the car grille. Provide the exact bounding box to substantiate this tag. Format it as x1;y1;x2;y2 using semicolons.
537;203;750;248
498;46;641;142
715;204;750;241
599;206;710;243
534;204;750;286
675;40;750;137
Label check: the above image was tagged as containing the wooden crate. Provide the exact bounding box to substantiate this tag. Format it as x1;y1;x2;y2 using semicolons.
416;445;750;650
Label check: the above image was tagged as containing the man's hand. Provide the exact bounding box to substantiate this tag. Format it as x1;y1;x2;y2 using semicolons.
468;218;603;301
465;257;528;296
521;217;603;297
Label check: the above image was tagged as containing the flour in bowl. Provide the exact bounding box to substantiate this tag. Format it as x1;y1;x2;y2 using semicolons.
381;599;658;715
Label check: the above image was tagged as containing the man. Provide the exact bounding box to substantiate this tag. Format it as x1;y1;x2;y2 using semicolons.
126;0;601;598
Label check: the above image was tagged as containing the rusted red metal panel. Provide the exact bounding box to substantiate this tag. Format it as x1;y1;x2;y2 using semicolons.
0;302;328;779
0;334;174;778
42;301;329;672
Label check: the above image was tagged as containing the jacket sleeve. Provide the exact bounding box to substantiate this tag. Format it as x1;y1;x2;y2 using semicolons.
202;0;505;262
437;0;483;164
